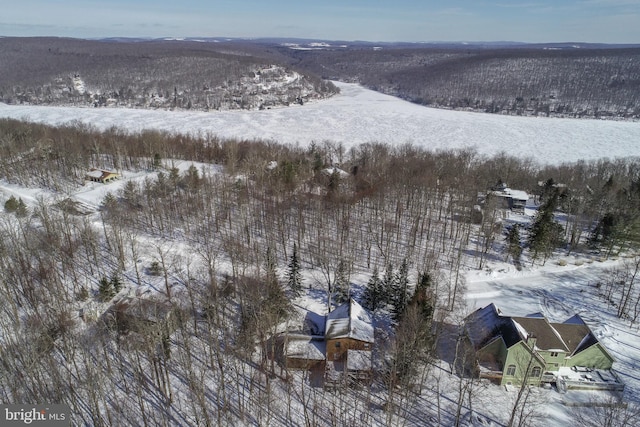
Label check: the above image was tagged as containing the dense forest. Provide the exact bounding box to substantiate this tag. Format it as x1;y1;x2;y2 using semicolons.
280;45;640;119
0;118;639;425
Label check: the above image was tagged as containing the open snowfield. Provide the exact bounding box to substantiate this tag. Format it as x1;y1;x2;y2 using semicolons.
1;82;640;165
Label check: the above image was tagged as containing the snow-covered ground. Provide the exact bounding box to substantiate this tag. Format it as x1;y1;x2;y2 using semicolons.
1;84;639;425
1;82;639;165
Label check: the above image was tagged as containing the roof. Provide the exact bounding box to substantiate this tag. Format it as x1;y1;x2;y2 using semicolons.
490;188;529;201
551;322;595;355
550;315;601;356
466;304;609;359
285;335;326;361
87;169;105;178
504;189;529;201
322;167;350;178
325;299;374;343
465;303;521;349
87;168;118;180
512;316;567;351
347;349;372;371
111;296;173;324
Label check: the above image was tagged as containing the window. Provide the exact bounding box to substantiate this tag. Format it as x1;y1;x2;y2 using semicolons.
335;342;341;348
550;352;559;357
506;365;516;376
531;367;542;377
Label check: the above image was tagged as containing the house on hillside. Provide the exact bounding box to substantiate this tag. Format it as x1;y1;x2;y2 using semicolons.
325;299;375;382
86;168;119;184
281;299;374;384
486;182;529;213
464;304;617;388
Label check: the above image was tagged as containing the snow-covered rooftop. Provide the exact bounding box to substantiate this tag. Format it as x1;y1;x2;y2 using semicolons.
285;335;326;361
325;299;374;343
503;188;529;201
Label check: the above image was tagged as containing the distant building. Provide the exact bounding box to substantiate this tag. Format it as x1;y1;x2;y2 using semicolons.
464;304;616;387
86;168;119;184
482;182;529;213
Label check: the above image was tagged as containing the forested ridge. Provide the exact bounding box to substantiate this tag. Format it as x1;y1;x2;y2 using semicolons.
0;117;639;425
2;37;640;119
0;37;338;111
281;45;640;119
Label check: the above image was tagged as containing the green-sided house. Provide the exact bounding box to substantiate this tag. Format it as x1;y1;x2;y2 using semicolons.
464;304;614;386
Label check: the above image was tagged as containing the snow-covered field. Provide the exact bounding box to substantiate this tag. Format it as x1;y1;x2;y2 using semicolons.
1;82;640;165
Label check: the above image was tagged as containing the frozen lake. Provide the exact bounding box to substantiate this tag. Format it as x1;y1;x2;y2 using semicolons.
1;82;639;165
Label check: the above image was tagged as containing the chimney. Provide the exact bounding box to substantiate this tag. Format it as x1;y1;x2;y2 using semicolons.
526;334;537;349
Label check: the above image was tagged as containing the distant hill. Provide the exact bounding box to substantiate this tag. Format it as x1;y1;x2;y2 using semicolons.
0;37;338;111
2;37;639;119
274;42;640;119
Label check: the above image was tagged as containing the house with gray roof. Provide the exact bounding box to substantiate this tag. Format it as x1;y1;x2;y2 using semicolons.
464;303;615;386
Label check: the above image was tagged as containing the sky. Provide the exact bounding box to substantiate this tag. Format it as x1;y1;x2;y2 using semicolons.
0;0;639;43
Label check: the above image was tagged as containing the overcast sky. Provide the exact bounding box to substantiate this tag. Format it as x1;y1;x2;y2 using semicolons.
1;0;638;43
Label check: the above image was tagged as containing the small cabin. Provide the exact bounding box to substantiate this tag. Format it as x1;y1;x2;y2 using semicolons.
86;168;119;184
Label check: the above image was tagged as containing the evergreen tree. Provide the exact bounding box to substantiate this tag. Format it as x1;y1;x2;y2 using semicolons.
5;196;28;217
589;212;640;257
410;271;435;322
381;262;395;304
362;266;384;311
528;191;564;264
4;195;19;213
110;272;123;294
98;276;115;301
333;260;350;306
286;243;302;297
153;152;162;169
390;258;410;320
149;261;162;276
392;271;437;386
15;198;28;217
506;224;523;266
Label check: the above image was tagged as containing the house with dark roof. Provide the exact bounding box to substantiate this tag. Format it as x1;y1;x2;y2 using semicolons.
464;304;614;386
